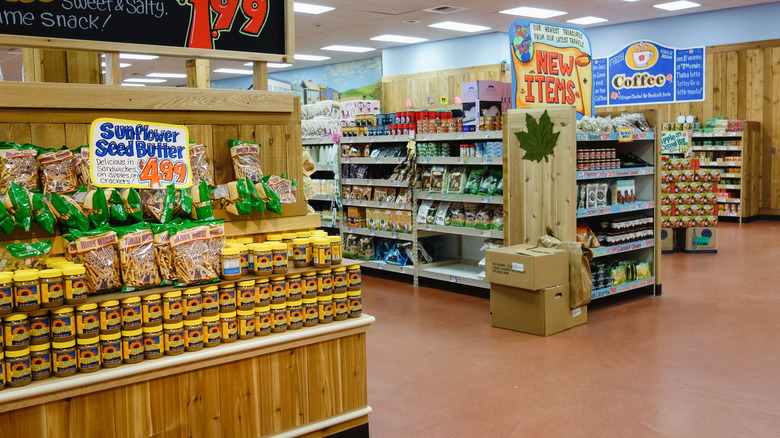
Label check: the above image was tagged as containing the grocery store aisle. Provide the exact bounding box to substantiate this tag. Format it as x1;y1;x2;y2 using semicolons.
362;221;780;437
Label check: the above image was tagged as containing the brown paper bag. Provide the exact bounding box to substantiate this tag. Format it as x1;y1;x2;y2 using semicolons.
538;228;592;308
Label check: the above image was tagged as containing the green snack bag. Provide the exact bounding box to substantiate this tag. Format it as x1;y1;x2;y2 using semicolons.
228;179;252;216
191;181;214;220
50;193;91;232
6;183;33;231
6;240;53;271
178;188;193;218
245;179;266;214
478;168;502;196
259;179;282;216
121;188;143;222
107;189;128;222
32;193;57;234
465;167;486;195
84;188;110;229
0;202;15;234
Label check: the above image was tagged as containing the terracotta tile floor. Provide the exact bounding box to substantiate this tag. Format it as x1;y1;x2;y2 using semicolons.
362;221;780;437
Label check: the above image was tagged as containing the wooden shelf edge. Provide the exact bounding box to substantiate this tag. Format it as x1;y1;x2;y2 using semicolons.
274;408;371;438
0;315;375;414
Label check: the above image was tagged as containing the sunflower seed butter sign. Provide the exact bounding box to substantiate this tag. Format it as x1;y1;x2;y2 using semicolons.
593;41;704;106
89;119;191;189
509;20;594;118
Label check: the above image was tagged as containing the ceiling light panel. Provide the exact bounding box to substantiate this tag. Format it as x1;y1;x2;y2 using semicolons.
499;7;567;19
654;1;700;11
321;45;375;53
119;53;159;60
428;21;491;33
567;16;608;25
147;73;188;78
294;2;334;14
370;34;428;44
124;78;167;83
295;54;332;61
121;83;145;87
213;68;253;75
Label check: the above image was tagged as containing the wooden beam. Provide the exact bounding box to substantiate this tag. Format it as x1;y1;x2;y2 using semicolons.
21;48;43;82
253;61;269;91
103;52;122;85
285;0;296;62
65;51;101;84
186;59;210;89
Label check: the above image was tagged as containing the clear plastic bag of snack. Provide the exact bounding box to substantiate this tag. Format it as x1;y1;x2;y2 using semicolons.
1;240;52;271
168;223;218;285
38;149;79;195
465;167;486;195
116;224;160;289
229;140;263;183
68;229;122;293
189;143;213;186
474;205;493;230
0;143;38;194
447;166;466;193
430;166;445;192
151;223;176;283
206;219;226;276
478;168;502;196
141;185;175;223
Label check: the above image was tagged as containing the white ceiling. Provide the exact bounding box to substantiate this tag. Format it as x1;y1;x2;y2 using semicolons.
0;0;773;87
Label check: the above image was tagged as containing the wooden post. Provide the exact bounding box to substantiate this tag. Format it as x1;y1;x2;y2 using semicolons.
253;61;268;91
22;49;100;84
186;59;210;88
21;48;43;82
103;52;122;85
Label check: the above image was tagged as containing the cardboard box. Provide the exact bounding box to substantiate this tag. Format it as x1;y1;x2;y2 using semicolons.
660;228;675;252
347;206;365;228
490;283;587;336
685;227;718;252
397;210;413;233
462;80;509;102
485;244;568;290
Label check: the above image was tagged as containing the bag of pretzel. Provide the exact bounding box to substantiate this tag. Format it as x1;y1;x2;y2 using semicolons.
67;228;122;293
116;223;161;291
168;222;218;286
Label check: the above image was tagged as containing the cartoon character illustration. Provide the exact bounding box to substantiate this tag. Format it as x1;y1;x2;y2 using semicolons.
513;24;533;63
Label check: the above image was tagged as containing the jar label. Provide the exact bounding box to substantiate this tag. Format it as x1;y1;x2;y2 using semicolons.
272;252;287;269
202;294;219;313
78;346;100;369
304;305;319;325
123;339;144;360
239;319;255;337
31;353;51;377
30;320;49;342
221;320;238;339
287;308;303;327
51;316;74;338
247;256;254;271
122;305;142;327
223;258;241;276
239;254;249;268
0;286;11;309
54;351;76;373
271;284;286;302
349;298;363;315
331;245;342;261
184;296;202;317
304;279;317;294
6;323;29;345
219;290;236;311
102;342;122;364
348;271;362;288
101;310;122;331
163;300;183;320
0;363;4;385
256;314;272;334
77;313;100;335
319;303;333;320
42;281;65;303
206;325;221;343
272;311;287;330
144;334;162;354
256;285;271;301
255;255;272;273
186;328;204;348
143;303;163;324
66;280;88;299
318;276;333;292
335;301;349;318
313;247;331;265
238;290;254;308
16;285;40;304
7;358;31;382
165;332;185;352
334;274;348;289
287;280;302;293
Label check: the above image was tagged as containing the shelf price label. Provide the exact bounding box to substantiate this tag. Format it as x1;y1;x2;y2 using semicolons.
90;118;191;189
449;275;461;284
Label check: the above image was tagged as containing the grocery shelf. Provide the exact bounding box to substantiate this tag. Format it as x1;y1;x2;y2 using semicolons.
345;227;414;241
310;194;335;201
415;131;503;141
416;191;503;205
692;132;743;138
303;137;337;145
417;156;502;165
700;161;741;167
341;135;409;144
591;239;654;258
342;178;409;188
342;199;413;210
417;261;488;289
721;173;742;178
719;211;741;217
717;197;741;204
592;277;655;299
341;156;406;165
361;260;415;275
576;166;654;180
691;146;742;152
576;131;655;142
320;219;340;228
314;164;336;172
418;223;504;239
719;184;742;190
577;201;655;218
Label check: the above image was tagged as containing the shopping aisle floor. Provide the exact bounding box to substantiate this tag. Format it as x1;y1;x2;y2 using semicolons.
362;221;780;437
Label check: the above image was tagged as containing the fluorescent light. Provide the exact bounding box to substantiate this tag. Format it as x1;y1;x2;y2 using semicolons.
120;63;131;68
295;54;331;61
121;83;146;87
119;53;159;60
499;7;567;18
370;34;428;44
101;71;106;74
321;45;375;53
268;63;293;68
213;68;253;75
293;2;334;14
622;0;640;2
147;73;188;78
654;1;700;11
567;16;608;25
123;78;167;83
101;62;106;67
428;21;491;33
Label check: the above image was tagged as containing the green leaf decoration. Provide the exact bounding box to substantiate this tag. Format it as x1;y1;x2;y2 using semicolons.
514;110;560;163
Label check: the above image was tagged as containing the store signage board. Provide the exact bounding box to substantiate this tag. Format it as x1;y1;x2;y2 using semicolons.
661;131;691;155
89;118;192;189
509;20;594;118
0;0;288;61
593;41;704;106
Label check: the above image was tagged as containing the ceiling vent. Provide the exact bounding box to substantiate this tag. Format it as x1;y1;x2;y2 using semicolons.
423;5;467;14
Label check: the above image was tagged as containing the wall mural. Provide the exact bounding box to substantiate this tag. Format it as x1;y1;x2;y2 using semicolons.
269;56;383;104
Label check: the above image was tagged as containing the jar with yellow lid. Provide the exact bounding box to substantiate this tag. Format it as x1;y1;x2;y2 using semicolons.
221;247;242;281
286;275;303;301
295;231;312;239
118;298;141;331
100;332;122;368
347;265;362;291
46;257;68;268
76;336;101;373
311;230;328;237
302;298;318;327
333;267;348;293
237;280;255;310
318;270;333;295
237;309;255;340
162;291;183;324
218;282;237;312
50;307;75;342
4;313;30;350
5;348;31;387
63;265;88;305
234;244;250;275
99;300;121;334
201;286;219;316
219;312;238;344
203;315;221;347
14;270;40;312
253;244;273;277
265;233;283;243
292;238;311;268
39;268;64;308
255;278;270;306
236;237;254;245
29;309;50;346
225;238;237;246
271;243;289;275
52;339;77;376
121;329;144;364
163;322;185;356
143;325;163;360
302;272;318;298
245;244;255;272
348;290;363;318
255;306;271;337
333;293;349;321
329;236;343;265
183;288;202;320
312;238;332;268
0;351;5;389
141;294;163;327
318;295;333;324
270;277;286;304
270;303;287;333
75;303;100;338
184;319;204;352
30;342;52;381
0;272;13;316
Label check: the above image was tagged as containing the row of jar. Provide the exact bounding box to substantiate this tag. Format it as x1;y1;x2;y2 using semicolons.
0;290;363;389
222;235;344;280
1;266;363;351
0;265;89;315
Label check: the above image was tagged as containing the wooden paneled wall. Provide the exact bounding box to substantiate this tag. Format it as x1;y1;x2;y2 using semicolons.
381;64;510;113
603;38;780;213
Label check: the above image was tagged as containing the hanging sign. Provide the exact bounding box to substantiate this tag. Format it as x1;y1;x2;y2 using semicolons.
661;131;691;155
90;118;191;189
509;20;594;118
593;41;705;106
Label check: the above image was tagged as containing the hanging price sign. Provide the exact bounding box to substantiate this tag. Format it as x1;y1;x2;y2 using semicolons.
89;118;191;189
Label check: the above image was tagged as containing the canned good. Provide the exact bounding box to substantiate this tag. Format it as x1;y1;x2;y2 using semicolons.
271;243;289;275
303;298;318;327
203;315;221;347
347;265;362;290
286;275;302;301
270;277;287;304
141;294;163;326
39;269;64;308
162;291;184;323
53;339;78;376
99;300;121;334
302;272;318;298
51;307;75;342
5;348;31;387
237;309;255;340
30;342;52;381
333;293;348;321
75;303;100;338
318;295;333;324
317;270;333;295
163;322;185;356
